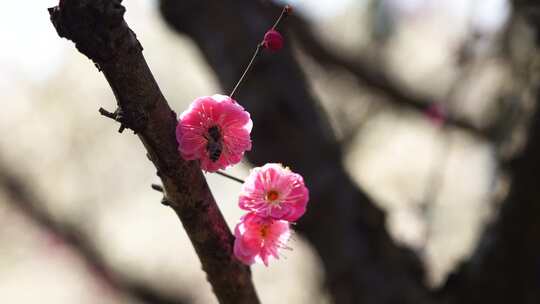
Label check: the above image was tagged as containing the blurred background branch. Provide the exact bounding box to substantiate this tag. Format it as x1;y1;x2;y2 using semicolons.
439;2;540;303
288;14;491;141
160;1;433;303
0;156;191;304
159;0;539;303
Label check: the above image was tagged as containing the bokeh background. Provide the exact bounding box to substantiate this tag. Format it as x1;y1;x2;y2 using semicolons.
1;0;536;303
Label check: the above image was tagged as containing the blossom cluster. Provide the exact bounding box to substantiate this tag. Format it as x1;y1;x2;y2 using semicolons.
175;94;309;266
174;7;306;267
235;163;308;266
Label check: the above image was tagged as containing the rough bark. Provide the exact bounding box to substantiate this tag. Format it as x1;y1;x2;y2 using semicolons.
48;1;259;303
160;1;432;303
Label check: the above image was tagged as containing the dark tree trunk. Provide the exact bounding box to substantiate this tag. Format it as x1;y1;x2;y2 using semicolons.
160;1;432;303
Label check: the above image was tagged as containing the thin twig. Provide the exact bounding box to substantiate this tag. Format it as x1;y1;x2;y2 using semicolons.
151;183;164;192
270;5;291;30
229;43;263;99
215;171;244;184
229;6;291;99
99;107;117;120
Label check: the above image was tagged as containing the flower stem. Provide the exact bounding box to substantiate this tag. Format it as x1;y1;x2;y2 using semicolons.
215;170;244;184
229;5;292;99
270;5;291;30
229;43;263;99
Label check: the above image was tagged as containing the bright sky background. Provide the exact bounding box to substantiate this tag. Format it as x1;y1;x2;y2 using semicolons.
0;0;509;86
0;1;66;82
0;0;155;84
276;0;357;18
0;0;349;85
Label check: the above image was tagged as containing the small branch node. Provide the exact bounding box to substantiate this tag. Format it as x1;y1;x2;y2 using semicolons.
118;124;126;133
161;197;171;206
99;107;117;120
151;184;164;192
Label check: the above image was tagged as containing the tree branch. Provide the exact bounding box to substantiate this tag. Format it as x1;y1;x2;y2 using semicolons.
159;1;433;303
288;14;491;141
48;1;259;303
0;158;190;304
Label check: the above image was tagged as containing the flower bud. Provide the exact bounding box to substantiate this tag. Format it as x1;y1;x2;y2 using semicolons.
263;29;284;52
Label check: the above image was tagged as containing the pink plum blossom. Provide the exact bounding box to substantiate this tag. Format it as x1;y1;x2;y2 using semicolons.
176;94;252;172
263;29;284;52
234;213;291;266
239;163;309;222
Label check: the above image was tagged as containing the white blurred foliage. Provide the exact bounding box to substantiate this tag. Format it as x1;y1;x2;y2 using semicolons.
275;0;358;19
384;0;510;36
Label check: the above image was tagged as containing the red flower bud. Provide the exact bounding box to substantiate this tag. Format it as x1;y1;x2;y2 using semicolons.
263;29;284;52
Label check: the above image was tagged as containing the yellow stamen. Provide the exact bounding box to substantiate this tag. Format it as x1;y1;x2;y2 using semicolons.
260;225;269;238
266;190;279;202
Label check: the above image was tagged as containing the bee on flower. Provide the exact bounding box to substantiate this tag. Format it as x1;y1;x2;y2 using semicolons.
176;94;253;172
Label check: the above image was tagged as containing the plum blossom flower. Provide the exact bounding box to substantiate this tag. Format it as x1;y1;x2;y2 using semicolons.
234;213;291;266
239;163;309;222
263;29;284;52
176;94;252;172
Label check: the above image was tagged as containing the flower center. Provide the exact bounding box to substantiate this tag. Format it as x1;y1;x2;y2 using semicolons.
260;224;269;238
265;190;280;203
